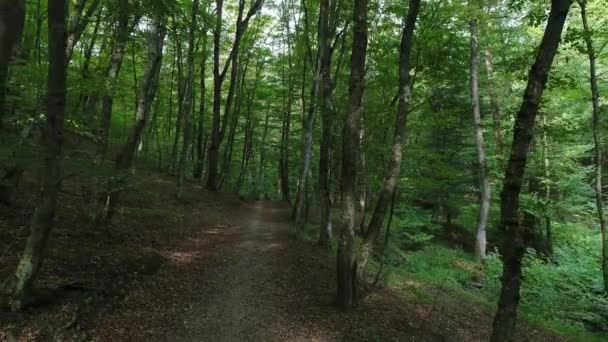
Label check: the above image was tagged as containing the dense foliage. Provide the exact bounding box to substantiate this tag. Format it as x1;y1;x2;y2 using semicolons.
1;0;607;339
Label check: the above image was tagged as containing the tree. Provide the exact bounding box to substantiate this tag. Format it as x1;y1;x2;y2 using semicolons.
353;0;421;290
106;9;167;221
0;0;26;128
206;0;265;190
577;0;608;292
469;16;490;262
97;0;136;162
490;0;572;340
317;0;339;245
9;0;67;310
336;0;369;309
176;0;201;198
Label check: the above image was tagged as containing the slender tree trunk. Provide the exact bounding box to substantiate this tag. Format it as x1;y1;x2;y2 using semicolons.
257;110;270;197
0;0;26;128
359;126;367;233
177;0;200;198
207;0;264;190
10;0;67;310
171;37;185;173
484;49;504;158
541;112;552;256
318;0;337;245
106;12;166;221
207;0;224;190
65;0;101;62
194;31;209;179
355;0;420;284
490;1;571;340
237;109;253;192
279;3;294;202
373;187;397;286
97;0;133;162
578;0;607;291
336;0;369;309
470;19;490;262
293;48;321;229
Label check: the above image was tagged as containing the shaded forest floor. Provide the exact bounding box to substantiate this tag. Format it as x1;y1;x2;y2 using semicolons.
1;162;567;341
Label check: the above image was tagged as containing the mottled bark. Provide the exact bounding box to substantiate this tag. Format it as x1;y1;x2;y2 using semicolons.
336;0;368;309
105;13;166;222
484;49;504;158
318;0;338;245
177;0;200;198
470;19;490;262
355;0;420;283
65;0;102;62
490;0;571;340
194;31;209;179
10;0;67;310
97;0;134;162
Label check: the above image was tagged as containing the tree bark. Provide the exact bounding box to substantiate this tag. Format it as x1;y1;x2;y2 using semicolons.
194;30;209;179
293;20;322;229
336;0;369;309
354;0;420;285
0;0;26;128
207;0;264;190
470;19;490;262
65;0;102;62
484;49;504;159
97;0;134;162
578;0;607;291
10;0;67;310
317;0;338;246
279;1;294;202
105;12;166;222
177;0;200;198
490;1;571;340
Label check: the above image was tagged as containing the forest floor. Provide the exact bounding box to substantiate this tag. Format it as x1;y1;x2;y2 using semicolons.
1;161;566;341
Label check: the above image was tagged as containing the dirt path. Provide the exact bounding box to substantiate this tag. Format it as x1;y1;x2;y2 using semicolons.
86;198;559;342
91;199;427;341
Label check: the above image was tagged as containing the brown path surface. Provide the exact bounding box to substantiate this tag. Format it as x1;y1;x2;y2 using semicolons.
87;200;448;341
85;198;560;342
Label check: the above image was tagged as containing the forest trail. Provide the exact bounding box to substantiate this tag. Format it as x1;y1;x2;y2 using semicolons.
88;197;454;341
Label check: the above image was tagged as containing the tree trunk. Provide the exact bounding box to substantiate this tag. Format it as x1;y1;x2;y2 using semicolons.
336;0;369;310
490;1;571;340
578;0;607;291
106;12;166;221
318;0;337;246
194;31;209;179
279;2;294;202
177;0;200;198
97;0;133;162
355;0;420;285
257;110;270;197
484;49;504;159
293;46;321;229
10;0;67;310
207;0;264;190
0;0;26;128
541;112;553;257
65;0;101;62
171;36;185;173
470;19;490;262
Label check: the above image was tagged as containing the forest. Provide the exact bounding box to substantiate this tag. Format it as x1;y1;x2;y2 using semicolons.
1;0;608;340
